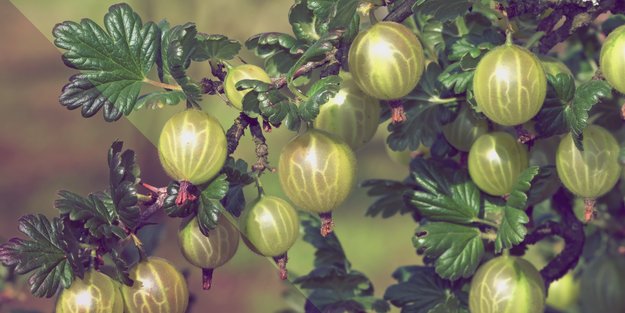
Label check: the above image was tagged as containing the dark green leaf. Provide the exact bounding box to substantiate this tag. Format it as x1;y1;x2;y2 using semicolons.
547;74;576;103
414;0;472;22
197;197;221;236
166;23;202;105
409;159;480;224
526;166;561;206
414;223;484;280
53;3;158;121
536;79;612;150
384;266;468;313
108;141;140;231
191;34;241;61
110;249;133;286
300;213;348;270
0;215;81;298
221;159;255;217
162;181;198;218
55;191;126;239
300;75;341;122
246;32;301;58
601;14;625;35
361;179;416;218
388;64;456;151
135;90;186;109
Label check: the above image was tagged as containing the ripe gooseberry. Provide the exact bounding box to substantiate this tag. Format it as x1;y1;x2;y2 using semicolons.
121;257;189;313
556;125;620;199
56;270;123;313
580;255;625;313
442;105;489;152
348;21;425;100
468;132;529;196
469;255;545;313
314;72;381;150
473;37;547;126
224;64;272;110
600;24;625;94
158;109;227;185
278;129;356;235
240;194;299;279
178;215;239;289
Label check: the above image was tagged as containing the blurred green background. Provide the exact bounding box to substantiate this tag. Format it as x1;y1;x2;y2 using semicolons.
0;1;418;312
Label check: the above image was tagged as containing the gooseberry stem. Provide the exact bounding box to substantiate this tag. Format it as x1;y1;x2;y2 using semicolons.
202;268;214;290
505;30;514;45
583;197;596;222
319;212;335;237
273;254;289;280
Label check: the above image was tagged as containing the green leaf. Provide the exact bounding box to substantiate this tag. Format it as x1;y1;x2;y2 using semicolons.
53;3;158;121
493;205;529;253
384;266;468;313
536;79;612;150
526;166;561;207
414;223;484;280
507;166;540;210
361;179;416;218
201;174;229;200
547;73;576;103
300;75;341;122
191;34;241;61
245;32;300;58
197;197;222;236
286;30;341;83
289;0;321;42
388;63;457;151
109;249;133;286
55;191;127;239
490;167;537;252
409;159;480;224
300;212;349;270
414;0;472;22
221;158;255;217
108;141;140;231
0;215;82;298
134;90;186;110
239;81;301;130
438;63;474;94
166;23;202;105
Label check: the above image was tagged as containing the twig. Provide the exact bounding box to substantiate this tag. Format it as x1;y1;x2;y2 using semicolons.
226;113;252;155
383;0;417;22
512;188;585;288
248;117;275;174
503;0;625;53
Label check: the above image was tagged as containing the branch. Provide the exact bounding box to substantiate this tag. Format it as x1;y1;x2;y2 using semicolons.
248;117;274;174
383;0;417;22
504;0;625;53
511;188;585;289
226;113;251;155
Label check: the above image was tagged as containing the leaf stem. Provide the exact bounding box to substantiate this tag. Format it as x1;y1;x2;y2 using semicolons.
288;82;308;101
406;95;462;104
143;78;183;91
474;218;499;229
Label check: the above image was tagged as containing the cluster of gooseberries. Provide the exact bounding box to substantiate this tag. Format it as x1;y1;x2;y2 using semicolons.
30;5;625;313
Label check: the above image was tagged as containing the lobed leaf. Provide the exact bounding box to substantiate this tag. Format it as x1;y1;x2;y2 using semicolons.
408;159;480;224
53;3;158;121
413;223;484;280
299;75;341;122
108;141;140;231
55;191;126;240
413;0;472;23
361;179;417;218
0;215;82;298
384;266;468;313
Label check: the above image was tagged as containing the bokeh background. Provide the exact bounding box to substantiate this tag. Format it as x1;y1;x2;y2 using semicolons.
0;1;419;312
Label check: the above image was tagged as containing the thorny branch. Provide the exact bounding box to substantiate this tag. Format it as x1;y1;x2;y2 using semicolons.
504;0;625;53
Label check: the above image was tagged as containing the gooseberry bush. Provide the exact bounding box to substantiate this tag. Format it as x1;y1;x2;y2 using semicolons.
2;0;625;312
